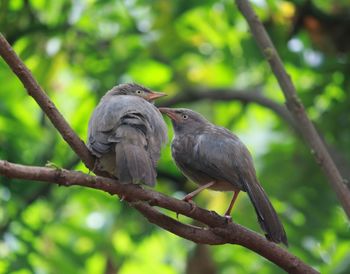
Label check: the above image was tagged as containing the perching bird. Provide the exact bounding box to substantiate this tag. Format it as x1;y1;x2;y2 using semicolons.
159;107;287;245
87;83;167;186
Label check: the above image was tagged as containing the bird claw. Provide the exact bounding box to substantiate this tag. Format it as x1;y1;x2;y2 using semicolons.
183;196;196;211
176;198;197;219
186;199;196;213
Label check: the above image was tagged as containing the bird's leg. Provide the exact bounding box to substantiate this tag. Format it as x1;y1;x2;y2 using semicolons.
183;181;216;202
224;190;240;221
176;181;215;219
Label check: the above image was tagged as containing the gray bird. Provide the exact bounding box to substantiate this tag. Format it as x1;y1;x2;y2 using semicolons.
159;107;288;245
87;83;168;186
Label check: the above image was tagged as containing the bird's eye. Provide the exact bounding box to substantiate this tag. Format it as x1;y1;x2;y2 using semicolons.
135;90;143;95
182;114;189;120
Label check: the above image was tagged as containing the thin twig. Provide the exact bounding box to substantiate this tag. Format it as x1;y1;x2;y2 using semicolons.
235;0;350;218
160;88;297;130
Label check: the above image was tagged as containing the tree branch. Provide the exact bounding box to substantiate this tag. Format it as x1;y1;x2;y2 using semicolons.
0;160;318;274
0;33;95;170
235;0;350;218
0;156;81;235
131;202;225;245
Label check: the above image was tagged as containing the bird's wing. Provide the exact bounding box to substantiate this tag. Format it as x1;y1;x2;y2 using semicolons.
87;96;123;156
87;95;167;160
189;126;256;189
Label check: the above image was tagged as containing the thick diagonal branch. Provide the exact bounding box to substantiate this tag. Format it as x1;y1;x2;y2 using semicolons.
0;160;318;274
235;0;350;218
0;33;95;170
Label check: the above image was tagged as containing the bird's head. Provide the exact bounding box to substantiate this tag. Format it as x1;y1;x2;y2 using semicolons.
105;83;166;102
158;107;208;134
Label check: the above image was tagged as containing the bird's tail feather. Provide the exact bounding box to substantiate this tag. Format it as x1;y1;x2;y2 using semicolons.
115;142;156;187
243;178;288;246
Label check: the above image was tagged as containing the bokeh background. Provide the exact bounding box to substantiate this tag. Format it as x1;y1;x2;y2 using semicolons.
1;0;350;273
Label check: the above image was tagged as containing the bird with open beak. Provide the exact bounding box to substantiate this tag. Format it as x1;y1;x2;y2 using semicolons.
87;83;167;186
159;107;287;245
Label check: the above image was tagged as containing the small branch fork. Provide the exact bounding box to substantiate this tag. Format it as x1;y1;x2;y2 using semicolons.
0;23;319;274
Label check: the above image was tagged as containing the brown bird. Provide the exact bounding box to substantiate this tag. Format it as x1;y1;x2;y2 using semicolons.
87;83;167;186
159;107;288;245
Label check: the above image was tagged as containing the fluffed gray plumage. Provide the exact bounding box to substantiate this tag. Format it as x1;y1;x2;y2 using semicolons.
159;107;288;245
87;83;167;186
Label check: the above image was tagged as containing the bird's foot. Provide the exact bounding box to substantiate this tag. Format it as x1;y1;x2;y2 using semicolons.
184;199;196;213
176;198;196;219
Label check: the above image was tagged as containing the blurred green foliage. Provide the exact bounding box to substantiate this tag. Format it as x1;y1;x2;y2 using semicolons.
1;0;350;273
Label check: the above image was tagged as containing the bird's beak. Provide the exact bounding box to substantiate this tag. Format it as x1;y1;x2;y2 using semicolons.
158;107;179;122
147;91;167;101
